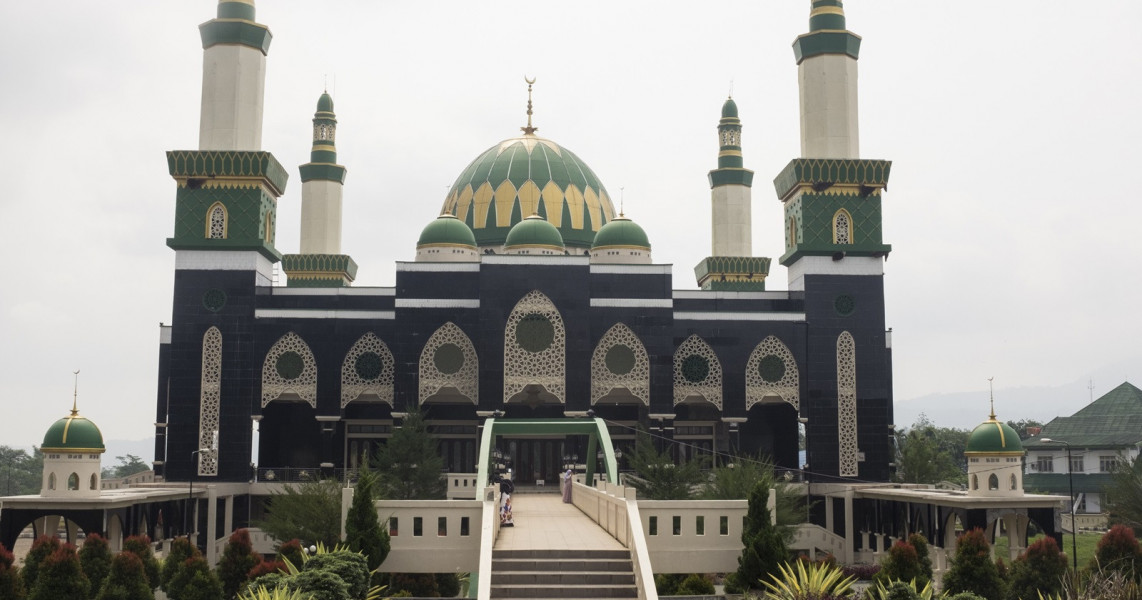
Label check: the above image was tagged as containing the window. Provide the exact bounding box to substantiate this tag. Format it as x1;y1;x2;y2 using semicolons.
67;472;80;490
48;472;56;490
207;203;227;239
413;517;423;537
90;473;98;490
672;516;681;536
788;216;797;246
1070;455;1084;473
971;474;978;490
1100;456;1120;473
833;209;852;244
389;517;398;537
1034;456;1054;472
720;516;728;536
649;516;658;536
988;474;999;491
696;516;705;536
1010;474;1017;490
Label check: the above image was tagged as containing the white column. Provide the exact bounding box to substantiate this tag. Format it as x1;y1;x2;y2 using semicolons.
711;185;752;256
199;44;267;150
300;179;344;254
798;54;859;159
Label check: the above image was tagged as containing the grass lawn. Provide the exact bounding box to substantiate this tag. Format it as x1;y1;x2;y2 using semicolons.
992;531;1102;567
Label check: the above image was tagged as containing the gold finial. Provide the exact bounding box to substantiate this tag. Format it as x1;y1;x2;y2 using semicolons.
988;376;996;420
521;75;538;135
619;187;625;217
72;370;81;416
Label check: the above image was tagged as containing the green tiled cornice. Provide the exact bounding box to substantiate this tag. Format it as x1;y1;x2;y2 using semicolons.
694;256;771;290
282;254;358;287
792;30;860;64
166;183;282;262
300;163;347;184
773;158;891;200
779;190;891;266
200;19;272;55
709;168;755;188
168;150;289;196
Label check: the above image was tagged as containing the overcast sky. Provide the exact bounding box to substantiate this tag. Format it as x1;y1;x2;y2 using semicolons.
1;2;1139;448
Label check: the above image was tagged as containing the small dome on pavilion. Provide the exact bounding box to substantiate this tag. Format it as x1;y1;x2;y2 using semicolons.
417;214;477;249
42;408;105;453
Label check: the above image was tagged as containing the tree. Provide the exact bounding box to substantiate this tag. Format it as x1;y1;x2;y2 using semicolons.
28;544;89;600
896;419;967;485
216;529;264;599
626;428;704;500
374;410;446;500
0;541;26;600
1090;524;1142;582
907;532;933;585
701;455;806;543
941;528;1005;600
344;464;390;571
20;535;60;592
168;556;224;600
96;551;154;600
1005;419;1045;441
122;535;161;591
0;446;43;495
1006;536;1067;600
874;540;926;589
255;479;343;547
80;533;114;594
161;537;198;593
302;552;369;600
729;480;788;591
1107;453;1142;535
103;455;151;479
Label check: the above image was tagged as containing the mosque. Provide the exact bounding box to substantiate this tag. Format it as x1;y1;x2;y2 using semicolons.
152;0;895;490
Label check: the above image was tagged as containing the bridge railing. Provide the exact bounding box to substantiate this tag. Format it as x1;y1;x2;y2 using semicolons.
570;479;657;600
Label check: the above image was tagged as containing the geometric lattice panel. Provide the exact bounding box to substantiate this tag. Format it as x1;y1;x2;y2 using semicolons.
837;331;858;477
745;335;799;411
261;332;317;408
503;290;566;404
198;327;222;476
419;322;478;405
341;332;394;408
673;334;723;410
591;322;649;406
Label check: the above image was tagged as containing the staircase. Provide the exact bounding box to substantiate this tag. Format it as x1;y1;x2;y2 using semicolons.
490;549;637;599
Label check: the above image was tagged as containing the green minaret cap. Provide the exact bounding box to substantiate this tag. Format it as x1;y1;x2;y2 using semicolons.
793;0;860;64
300;91;346;184
708;97;753;188
200;0;272;55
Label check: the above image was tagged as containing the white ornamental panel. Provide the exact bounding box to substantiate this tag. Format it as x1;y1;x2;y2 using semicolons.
591;323;650;406
503;291;566;403
673;334;723;410
261;332;317;408
341;333;395;408
419;322;478;404
745;336;800;410
198;327;222;476
837;331;858;477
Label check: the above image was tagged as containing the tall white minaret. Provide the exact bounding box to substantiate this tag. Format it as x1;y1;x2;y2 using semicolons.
795;0;860;158
198;0;272;150
299;93;346;255
709;97;754;257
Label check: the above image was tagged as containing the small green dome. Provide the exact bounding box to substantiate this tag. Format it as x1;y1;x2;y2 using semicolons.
592;216;650;250
504;215;564;250
721;98;739;119
417;214;477;248
42;410;105;453
316;92;334;114
965;418;1023;454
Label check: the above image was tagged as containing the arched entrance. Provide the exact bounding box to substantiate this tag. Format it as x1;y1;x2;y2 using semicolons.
475;418;619;489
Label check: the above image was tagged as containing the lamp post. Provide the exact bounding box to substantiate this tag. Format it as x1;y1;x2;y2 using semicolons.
186;448;208;540
1041;438;1078;571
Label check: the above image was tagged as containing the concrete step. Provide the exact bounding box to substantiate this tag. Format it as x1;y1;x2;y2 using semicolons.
490;583;638;598
491;571;636;586
494;549;630;559
493;558;633;572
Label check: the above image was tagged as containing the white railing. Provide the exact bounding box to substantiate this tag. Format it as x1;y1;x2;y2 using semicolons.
374;498;485;573
476;485;500;600
637;498;748;574
790;524;846;560
570;479;657;600
447;473;480;500
214;527;278;558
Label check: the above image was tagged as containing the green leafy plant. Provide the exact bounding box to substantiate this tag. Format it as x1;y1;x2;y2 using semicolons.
374;410;447;500
161;537;198;593
1090;524;1142;582
1006;535;1067;600
626;428;705;500
95;551;154;600
942;528;1005;600
167;555;224;600
733;480;788;591
122;535;161;591
79;533;114;594
874;540;927;589
20;535;60;592
28;544;90;600
0;541;26;600
701;455;808;544
291;569;350;600
303;552;369;600
866;578;935;600
677;573;715;595
344;464;390;571
256;480;345;548
762;560;856;600
217;529;264;599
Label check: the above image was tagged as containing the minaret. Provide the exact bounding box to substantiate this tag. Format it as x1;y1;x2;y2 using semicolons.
198;0;271;150
694;99;770;291
795;0;860;158
282;92;358;286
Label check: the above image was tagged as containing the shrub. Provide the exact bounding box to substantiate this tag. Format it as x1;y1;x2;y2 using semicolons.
946;594;986;600
867;578;936;600
434;572;460;598
875;540;926;589
842;563;880;580
1091;524;1142;581
248;560;287;581
80;533;114;594
762;560;856;600
1006;536;1067;600
0;541;26;600
96;551;154;600
907;533;933;584
168;556;224;600
654;573;684;595
885;581;919;600
20;536;60;592
677;573;715;595
291;569;350;600
162;538;199;593
28;544;89;600
122;535;161;591
277;540;304;571
303;552;369;600
390;572;439;597
345;466;390;572
217;529;264;599
941;529;1005;600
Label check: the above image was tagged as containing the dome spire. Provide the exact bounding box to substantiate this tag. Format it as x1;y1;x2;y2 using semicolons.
71;369;80;416
988;376;997;420
521;76;538;135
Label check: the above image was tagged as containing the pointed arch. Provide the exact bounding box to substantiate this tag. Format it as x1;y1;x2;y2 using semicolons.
90;473;97;490
988;474;999;491
833;209;852;244
261;332;317;408
673;334;723;410
789;216;797;247
341;332;395;407
1010;473;1017;490
746;336;800;410
198;326;222;476
67;473;79;491
837;331;858;477
419;322;478;404
591;323;650;406
503;291;566;403
972;474;979;490
207;202;228;239
264;211;274;243
48;472;56;490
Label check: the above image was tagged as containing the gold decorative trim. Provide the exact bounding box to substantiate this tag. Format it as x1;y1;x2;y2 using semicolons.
311;144;336;153
506;244;566;253
591;244;649;252
41;447;105;454
810;6;845;17
718;150;743;157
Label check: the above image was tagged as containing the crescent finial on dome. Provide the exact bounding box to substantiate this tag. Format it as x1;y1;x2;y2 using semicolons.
521;76;538;135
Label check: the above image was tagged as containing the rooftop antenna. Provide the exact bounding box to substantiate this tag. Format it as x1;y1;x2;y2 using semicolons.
72;369;80;415
988;376;996;420
324;73;327;93
521;75;538;135
728;79;734;98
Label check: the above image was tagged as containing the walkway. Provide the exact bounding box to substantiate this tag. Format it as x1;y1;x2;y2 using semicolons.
495;493;625;551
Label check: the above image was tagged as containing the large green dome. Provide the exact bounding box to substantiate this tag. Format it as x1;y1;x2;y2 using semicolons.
418;214;477;248
592;216;650;250
42;410;105;453
504;214;565;251
965;418;1023;454
440;134;615;249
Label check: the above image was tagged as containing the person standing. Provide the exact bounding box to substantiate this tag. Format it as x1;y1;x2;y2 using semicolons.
561;468;573;503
